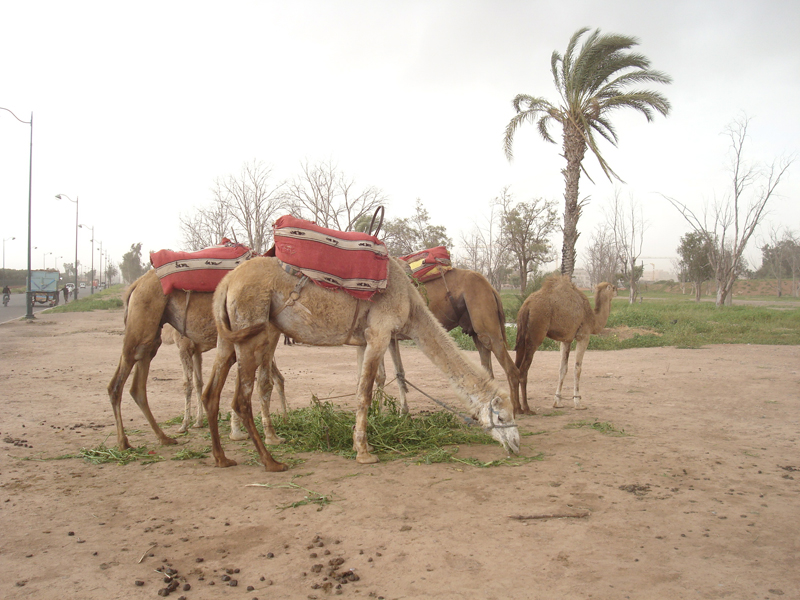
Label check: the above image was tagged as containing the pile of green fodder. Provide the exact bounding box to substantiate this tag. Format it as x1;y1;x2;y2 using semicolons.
265;392;527;466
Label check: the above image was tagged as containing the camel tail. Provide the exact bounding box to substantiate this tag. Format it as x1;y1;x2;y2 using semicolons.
121;273;145;326
213;277;268;344
514;305;529;367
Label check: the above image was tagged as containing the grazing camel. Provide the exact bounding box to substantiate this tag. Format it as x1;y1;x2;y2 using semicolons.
366;268;521;414
514;276;617;414
202;256;520;472
107;269;286;451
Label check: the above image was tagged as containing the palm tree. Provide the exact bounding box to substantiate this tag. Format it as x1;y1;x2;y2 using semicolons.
503;27;672;278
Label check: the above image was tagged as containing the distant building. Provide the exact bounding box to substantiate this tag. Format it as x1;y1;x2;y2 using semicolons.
571;268;591;289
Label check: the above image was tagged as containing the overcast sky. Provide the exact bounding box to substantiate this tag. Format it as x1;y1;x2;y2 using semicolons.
1;0;798;280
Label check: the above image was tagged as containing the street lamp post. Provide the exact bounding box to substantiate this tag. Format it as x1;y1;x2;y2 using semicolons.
55;194;78;299
96;240;103;289
54;255;62;270
43;251;52;268
0;107;33;319
2;236;15;288
79;223;95;294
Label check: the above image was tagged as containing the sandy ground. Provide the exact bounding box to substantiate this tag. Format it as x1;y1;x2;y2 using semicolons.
1;307;799;600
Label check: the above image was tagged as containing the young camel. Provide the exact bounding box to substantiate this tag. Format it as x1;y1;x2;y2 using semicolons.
514;276;617;414
107;269;286;451
202;256;520;472
375;268;521;414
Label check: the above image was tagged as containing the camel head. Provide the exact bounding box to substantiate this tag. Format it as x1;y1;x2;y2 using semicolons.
474;389;520;455
595;282;618;302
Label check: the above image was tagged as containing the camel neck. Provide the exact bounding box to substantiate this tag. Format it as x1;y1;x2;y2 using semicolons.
404;297;490;413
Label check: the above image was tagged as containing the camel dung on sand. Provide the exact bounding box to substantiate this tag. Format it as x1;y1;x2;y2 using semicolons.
376;268;521;415
106;269;286;451
514;275;617;414
203;256;520;472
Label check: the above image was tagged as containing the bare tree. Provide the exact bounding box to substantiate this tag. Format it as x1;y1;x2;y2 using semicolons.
498;186;559;294
179;195;233;251
218;160;287;253
667;116;794;306
457;197;511;289
179;160;287;253
608;189;646;303
285;159;388;231
584;225;620;288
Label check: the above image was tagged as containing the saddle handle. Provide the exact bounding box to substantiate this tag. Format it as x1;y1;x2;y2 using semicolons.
368;206;385;237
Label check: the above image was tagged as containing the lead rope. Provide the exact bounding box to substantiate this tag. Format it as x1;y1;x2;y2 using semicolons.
397;375;475;426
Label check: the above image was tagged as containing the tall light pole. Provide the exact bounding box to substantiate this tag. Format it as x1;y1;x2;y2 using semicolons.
79;223;95;294
55;194;78;299
43;251;52;268
96;240;103;289
54;255;62;270
2;236;14;288
0;107;33;319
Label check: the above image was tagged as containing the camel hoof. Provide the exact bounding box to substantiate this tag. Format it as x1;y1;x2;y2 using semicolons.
215;457;238;468
265;461;289;472
229;430;249;441
159;436;179;446
177;425;188;434
356;452;380;464
575;406;587;411
263;434;285;446
118;439;132;451
191;421;204;429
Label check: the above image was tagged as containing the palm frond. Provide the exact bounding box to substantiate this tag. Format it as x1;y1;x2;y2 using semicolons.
504;97;556;160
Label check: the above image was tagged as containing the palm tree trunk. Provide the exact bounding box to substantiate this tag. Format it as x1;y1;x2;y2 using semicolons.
560;123;587;279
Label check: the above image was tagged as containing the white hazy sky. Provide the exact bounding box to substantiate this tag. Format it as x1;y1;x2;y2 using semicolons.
1;0;798;279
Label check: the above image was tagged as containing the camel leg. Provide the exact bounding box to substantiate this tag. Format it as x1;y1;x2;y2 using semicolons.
128;350;179;447
387;338;409;414
270;358;288;420
258;343;285;445
571;337;590;410
177;342;195;433
553;341;571;408
229;406;248;441
231;333;287;472
513;344;535;416
479;333;525;417
354;333;389;464
108;355;136;450
474;336;495;378
358;345;394;412
190;351;205;427
202;338;238;468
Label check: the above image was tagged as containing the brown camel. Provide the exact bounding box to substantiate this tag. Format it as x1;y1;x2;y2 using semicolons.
202;256;520;472
107;269;286;451
369;268;521;414
514;276;617;414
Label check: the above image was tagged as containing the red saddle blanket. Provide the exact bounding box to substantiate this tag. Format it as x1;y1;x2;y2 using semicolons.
273;215;389;300
399;246;452;283
150;239;252;294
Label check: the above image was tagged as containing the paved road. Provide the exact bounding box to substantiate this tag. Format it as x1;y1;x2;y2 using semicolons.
0;293;72;324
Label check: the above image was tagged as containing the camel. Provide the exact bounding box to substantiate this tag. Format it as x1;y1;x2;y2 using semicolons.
364;268;521;414
202;256;520;472
106;269;286;451
514;276;617;414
